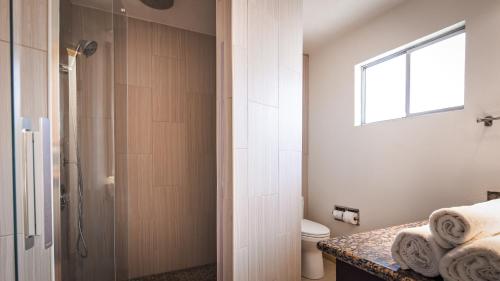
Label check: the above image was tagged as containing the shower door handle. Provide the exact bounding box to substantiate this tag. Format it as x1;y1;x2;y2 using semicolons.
21;118;53;250
22;123;36;250
39;118;53;249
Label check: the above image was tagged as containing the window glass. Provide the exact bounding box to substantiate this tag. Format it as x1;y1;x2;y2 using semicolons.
359;25;466;125
409;33;466;113
365;55;406;123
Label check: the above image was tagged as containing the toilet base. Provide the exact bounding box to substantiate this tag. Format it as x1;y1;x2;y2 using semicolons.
301;237;326;279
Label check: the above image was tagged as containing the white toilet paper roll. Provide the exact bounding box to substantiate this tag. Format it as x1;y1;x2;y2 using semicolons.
343;211;359;225
333;210;344;220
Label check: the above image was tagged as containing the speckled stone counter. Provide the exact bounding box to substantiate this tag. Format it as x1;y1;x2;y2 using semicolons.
318;221;443;281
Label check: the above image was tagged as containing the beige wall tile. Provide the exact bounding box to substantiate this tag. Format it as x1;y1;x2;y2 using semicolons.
278;151;302;235
151;56;184;122
231;0;247;48
152;23;182;58
127;85;152;154
183;31;216;94
127;154;153;222
152;122;187;187
0;0;9;42
232;0;303;280
128;217;159;278
18;46;48;123
0;236;15;281
234;247;249;281
234;149;248;249
126;17;217;276
279;66;302;152
114;83;128;155
72;6;114;119
302;55;309;217
115;154;129;281
127;18;152;87
0;42;13;236
232;46;248;149
13;0;48;50
248;102;279;196
153;187;185;273
114;13;128;85
248;194;279;281
247;0;279;107
279;0;303;73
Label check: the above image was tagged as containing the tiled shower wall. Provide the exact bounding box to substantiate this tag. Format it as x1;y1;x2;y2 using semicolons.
122;17;217;279
0;0;15;277
232;0;304;280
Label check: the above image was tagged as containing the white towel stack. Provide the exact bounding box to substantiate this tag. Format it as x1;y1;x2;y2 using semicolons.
391;199;500;281
391;225;447;277
429;199;500;249
439;235;500;281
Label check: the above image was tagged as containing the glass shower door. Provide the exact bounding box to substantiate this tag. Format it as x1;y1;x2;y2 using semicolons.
11;0;54;280
58;0;127;280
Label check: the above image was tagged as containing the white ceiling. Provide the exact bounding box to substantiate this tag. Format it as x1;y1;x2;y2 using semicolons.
303;0;407;53
71;0;406;52
71;0;216;36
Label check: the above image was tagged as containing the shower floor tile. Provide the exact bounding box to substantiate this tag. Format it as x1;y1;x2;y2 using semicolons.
128;264;216;281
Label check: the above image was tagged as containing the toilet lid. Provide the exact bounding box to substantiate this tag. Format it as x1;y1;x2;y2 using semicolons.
302;219;330;237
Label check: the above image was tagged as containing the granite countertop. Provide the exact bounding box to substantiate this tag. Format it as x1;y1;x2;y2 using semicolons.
318;221;443;281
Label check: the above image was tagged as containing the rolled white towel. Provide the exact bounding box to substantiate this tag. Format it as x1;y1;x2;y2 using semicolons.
391;225;448;277
439;235;500;281
430;199;500;249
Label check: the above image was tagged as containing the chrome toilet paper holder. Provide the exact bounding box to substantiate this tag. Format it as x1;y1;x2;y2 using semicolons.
333;205;360;226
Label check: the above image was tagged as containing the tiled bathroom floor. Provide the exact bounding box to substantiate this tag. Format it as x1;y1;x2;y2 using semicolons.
302;259;336;281
128;264;216;281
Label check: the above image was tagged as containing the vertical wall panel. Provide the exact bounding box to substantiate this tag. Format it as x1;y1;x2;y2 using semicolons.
127;85;152;154
126;19;217;278
0;7;14;281
232;0;303;280
0;236;15;280
248;102;279;197
247;0;279;107
0;41;13;237
13;0;48;51
302;55;309;217
217;0;235;279
18;46;48;125
0;0;8;41
127;18;152;88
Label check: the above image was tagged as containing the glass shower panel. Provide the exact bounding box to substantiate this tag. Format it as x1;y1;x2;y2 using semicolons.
58;0;126;280
1;0;15;280
11;0;53;280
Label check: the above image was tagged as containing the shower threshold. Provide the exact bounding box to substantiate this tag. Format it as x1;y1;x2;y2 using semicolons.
128;264;216;281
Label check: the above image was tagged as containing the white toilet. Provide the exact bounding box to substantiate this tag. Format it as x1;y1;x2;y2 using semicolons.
301;198;330;279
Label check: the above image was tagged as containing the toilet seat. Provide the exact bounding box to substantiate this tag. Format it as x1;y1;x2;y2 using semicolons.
301;219;330;239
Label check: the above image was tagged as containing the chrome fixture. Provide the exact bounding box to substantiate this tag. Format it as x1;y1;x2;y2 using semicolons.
76;40;98;57
477;115;500;127
140;0;174;10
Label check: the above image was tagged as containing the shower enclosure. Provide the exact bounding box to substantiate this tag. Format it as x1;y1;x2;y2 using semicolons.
59;1;117;278
57;0;217;280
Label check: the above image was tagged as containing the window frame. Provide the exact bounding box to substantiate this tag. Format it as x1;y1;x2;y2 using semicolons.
360;25;466;125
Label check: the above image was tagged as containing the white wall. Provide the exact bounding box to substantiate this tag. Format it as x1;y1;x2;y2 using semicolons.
308;0;500;236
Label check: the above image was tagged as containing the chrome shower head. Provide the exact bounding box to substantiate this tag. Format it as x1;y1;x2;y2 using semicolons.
76;40;98;57
140;0;174;10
